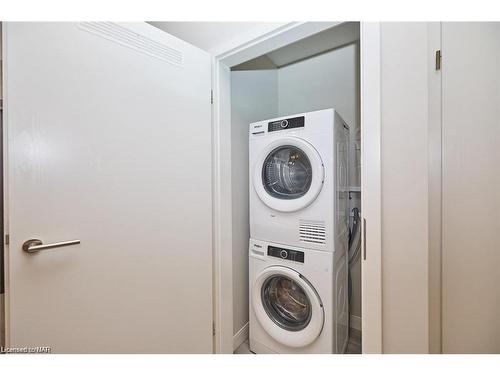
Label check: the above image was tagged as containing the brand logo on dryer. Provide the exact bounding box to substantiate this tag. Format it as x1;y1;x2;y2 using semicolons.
251;123;265;135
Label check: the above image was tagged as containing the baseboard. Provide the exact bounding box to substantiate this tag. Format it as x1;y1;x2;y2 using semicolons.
233;322;249;351
350;315;361;331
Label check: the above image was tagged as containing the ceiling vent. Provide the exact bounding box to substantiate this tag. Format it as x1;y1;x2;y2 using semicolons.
79;22;183;66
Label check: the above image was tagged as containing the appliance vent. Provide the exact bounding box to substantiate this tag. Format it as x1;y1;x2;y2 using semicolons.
78;22;183;66
299;220;326;245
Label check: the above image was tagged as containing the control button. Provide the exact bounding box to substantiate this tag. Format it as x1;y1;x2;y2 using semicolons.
280;119;288;128
280;250;288;259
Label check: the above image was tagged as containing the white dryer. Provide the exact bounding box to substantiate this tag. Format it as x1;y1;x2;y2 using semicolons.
249;108;349;252
249;238;348;354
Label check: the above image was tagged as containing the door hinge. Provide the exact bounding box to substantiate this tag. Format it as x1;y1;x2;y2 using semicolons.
212;322;216;336
435;50;442;71
5;234;9;245
210;89;214;104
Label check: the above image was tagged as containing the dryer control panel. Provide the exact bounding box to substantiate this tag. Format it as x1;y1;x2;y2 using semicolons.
268;245;304;263
268;116;304;132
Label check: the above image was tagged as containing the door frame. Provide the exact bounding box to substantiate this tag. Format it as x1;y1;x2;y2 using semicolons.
211;22;383;353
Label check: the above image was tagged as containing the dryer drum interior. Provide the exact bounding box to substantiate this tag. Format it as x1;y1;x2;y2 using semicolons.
262;146;312;200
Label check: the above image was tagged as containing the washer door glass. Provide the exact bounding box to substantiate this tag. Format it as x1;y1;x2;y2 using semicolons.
262;146;312;200
261;275;312;331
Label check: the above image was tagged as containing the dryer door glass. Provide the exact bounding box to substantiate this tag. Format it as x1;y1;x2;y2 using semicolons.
262;146;312;200
261;275;312;331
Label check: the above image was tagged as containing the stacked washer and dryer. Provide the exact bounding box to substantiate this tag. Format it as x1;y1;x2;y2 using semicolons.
248;108;350;354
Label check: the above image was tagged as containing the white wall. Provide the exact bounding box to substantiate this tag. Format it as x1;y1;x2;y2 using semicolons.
230;70;278;340
380;22;430;353
441;22;500;353
278;44;359;133
378;21;500;354
277;44;362;319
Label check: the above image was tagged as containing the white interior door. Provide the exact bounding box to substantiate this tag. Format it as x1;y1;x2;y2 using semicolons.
3;22;213;353
442;22;500;353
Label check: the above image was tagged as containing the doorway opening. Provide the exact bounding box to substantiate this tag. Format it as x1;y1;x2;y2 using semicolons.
219;22;362;354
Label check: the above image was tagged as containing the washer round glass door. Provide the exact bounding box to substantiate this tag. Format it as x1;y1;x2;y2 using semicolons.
252;266;324;348
254;138;324;212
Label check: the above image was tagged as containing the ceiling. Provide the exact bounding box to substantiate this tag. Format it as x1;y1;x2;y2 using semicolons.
148;22;360;69
232;22;359;70
148;22;281;53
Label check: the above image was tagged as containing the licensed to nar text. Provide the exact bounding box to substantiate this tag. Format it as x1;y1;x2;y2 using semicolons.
1;346;52;354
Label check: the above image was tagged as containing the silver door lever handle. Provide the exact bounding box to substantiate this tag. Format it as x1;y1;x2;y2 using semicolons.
22;238;81;253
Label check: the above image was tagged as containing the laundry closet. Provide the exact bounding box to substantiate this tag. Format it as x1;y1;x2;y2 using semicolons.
228;22;362;353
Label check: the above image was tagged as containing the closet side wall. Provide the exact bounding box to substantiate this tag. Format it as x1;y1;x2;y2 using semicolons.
230;70;278;344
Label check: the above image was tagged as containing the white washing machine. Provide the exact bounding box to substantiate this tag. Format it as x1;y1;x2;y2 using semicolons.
249;108;349;252
249;238;348;354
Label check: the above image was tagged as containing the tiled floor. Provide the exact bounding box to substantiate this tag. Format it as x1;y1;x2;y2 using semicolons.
234;328;362;354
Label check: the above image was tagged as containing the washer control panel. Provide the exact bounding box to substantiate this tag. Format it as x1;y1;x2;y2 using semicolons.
267;245;304;263
268;116;305;132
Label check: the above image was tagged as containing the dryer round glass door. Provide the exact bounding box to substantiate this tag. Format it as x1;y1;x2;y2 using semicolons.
252;266;324;348
254;137;324;212
262;146;312;200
